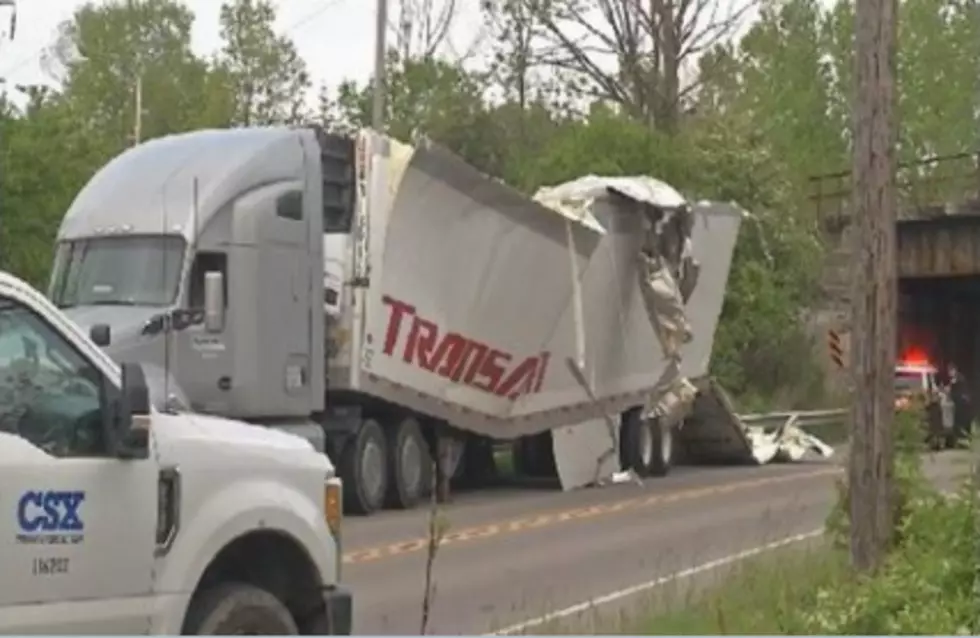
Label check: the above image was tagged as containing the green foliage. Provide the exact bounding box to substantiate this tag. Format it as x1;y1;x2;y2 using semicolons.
217;0;310;126
825;407;929;550
805;481;977;634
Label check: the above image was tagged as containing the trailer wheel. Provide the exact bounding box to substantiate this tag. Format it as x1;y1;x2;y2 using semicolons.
620;408;672;478
385;417;430;509
183;582;297;635
340;419;388;515
648;421;673;477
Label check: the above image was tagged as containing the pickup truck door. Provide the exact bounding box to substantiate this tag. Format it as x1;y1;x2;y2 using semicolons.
0;294;158;634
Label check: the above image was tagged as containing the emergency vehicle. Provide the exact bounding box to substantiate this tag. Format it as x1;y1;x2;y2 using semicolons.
894;351;954;449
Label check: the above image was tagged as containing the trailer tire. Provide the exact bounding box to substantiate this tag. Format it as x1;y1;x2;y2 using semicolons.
620;408;672;478
183;582;297;635
385;417;430;509
340;419;388;515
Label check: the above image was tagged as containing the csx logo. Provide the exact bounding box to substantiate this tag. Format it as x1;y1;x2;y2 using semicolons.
17;490;86;534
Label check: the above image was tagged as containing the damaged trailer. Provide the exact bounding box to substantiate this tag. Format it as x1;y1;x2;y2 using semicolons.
48;126;820;516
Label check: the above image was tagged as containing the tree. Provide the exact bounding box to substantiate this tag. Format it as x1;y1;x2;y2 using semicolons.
0;93;100;286
394;0;457;61
486;0;755;134
217;0;311;126
54;0;215;152
335;56;503;170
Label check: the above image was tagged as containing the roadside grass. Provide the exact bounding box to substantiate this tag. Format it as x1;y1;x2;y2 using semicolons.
521;542;848;635
632;544;848;635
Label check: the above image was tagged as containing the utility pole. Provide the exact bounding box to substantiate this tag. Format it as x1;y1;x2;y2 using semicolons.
849;0;898;573
0;0;15;44
133;74;142;145
371;0;388;131
0;0;16;272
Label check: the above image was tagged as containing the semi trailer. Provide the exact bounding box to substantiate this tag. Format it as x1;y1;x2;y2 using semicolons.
48;126;743;515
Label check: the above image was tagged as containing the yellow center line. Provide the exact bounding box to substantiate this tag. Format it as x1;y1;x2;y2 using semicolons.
343;466;843;565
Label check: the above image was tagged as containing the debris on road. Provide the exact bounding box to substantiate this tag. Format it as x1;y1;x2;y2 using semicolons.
677;378;836;467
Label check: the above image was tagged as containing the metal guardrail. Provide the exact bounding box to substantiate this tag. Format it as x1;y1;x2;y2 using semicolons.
494;409;849;452
738;408;848;430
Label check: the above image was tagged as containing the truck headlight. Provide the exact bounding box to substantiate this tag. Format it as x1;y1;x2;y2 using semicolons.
324;476;343;573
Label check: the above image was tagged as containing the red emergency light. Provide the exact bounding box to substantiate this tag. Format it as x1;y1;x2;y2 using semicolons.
899;347;930;367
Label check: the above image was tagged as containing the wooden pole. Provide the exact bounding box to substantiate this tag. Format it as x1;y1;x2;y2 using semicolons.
133;75;142;145
849;0;898;572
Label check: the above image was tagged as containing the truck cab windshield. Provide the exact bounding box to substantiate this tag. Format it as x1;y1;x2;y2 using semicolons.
49;236;185;309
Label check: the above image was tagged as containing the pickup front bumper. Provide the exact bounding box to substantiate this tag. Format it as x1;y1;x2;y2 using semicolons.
317;586;353;635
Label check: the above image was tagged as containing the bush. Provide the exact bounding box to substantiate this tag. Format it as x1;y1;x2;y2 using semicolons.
810;408;977;635
824;407;929;550
803;483;977;634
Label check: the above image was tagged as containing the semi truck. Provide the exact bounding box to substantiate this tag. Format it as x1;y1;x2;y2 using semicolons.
0;270;350;634
48;126;744;515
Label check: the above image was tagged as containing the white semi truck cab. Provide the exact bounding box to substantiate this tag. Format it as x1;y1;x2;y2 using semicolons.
0;271;350;634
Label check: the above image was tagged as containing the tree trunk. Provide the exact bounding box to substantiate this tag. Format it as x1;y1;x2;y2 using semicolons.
849;0;898;573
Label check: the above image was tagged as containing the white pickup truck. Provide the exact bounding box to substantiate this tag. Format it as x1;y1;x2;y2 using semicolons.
0;271;351;634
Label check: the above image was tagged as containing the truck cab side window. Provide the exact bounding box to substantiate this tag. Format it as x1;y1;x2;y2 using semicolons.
188;252;228;309
277;191;303;221
0;297;106;457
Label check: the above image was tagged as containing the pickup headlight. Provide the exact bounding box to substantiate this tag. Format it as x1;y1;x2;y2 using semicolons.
324;476;343;574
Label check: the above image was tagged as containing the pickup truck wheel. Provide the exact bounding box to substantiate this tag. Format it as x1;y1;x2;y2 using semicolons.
341;419;388;515
385;417;429;509
184;582;297;635
620;408;672;478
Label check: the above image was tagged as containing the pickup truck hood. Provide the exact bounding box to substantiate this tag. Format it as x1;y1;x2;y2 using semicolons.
0;413;331;472
152;411;333;473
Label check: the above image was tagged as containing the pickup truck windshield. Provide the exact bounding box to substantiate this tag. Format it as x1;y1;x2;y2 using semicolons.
49;236;185;308
895;370;927;394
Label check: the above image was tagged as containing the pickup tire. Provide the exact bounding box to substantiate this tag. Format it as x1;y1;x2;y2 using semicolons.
183;582;297;635
620;408;672;478
340;419;388;515
385;417;430;509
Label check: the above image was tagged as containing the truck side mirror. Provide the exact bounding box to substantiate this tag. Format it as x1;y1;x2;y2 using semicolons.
90;323;111;347
112;361;151;459
204;271;225;333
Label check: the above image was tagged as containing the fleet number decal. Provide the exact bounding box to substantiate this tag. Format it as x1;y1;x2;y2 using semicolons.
32;557;69;576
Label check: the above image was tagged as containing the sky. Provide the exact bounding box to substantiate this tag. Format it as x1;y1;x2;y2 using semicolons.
0;0;484;93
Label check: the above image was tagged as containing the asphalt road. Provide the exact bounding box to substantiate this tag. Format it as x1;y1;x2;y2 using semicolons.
343;449;971;635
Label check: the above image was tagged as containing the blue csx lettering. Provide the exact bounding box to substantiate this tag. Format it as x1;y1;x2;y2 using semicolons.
17;491;85;533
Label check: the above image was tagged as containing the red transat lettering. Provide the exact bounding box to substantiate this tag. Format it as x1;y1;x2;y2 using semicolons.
470;350;511;394
460;342;489;384
381;296;415;356
430;334;469;377
404;316;438;365
494;355;540;400
378;295;550;401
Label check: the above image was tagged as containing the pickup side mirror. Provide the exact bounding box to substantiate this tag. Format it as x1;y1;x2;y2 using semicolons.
111;361;151;459
204;271;225;333
90;323;111;347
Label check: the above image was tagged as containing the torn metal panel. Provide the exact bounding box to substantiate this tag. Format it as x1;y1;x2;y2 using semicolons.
679;378;756;463
551;417;621;491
